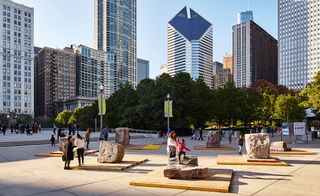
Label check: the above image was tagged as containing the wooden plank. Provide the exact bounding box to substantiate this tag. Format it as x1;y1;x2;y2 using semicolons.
129;169;233;193
70;159;148;171
193;145;235;151
270;149;316;155
217;155;289;166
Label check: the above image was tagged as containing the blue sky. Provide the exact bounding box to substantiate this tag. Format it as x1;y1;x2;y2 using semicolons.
15;0;277;79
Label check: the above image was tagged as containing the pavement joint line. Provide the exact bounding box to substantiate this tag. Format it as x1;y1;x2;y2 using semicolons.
250;156;320;196
38;179;108;195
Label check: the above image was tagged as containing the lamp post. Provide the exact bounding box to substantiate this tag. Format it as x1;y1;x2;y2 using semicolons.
167;93;170;136
99;84;104;132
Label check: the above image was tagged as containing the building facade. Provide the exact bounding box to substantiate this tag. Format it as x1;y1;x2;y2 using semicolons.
34;47;76;117
137;58;149;84
223;54;233;75
213;61;223;76
279;0;320;89
73;45;109;98
0;0;34;115
94;0;137;93
237;11;253;24
166;7;213;87
233;19;278;87
160;64;167;75
213;68;233;89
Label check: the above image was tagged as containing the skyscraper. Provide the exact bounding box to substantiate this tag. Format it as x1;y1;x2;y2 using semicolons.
137;58;149;84
237;11;253;24
213;61;223;76
279;0;320;89
0;0;34;115
233;12;278;87
94;0;137;93
34;47;76;117
223;54;233;75
166;7;213;87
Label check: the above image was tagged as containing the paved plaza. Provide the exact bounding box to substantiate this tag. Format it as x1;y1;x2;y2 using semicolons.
0;131;320;196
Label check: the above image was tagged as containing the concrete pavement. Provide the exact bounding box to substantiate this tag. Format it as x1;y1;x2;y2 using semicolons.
0;134;319;196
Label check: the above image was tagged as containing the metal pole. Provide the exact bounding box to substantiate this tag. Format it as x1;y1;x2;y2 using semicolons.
167;97;170;135
100;92;103;132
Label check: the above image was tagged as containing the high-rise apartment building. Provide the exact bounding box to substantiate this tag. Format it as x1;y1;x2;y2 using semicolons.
34;47;76;117
237;11;253;24
94;0;137;93
223;54;233;75
166;7;213;87
0;0;34;115
74;45;109;98
213;68;233;89
137;58;149;84
233;14;278;87
213;61;223;76
279;0;320;89
160;64;167;75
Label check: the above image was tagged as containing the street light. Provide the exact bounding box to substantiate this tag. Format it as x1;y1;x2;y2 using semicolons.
99;84;104;132
166;93;170;136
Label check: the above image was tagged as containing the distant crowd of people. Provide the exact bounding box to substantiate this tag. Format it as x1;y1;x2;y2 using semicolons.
0;122;41;135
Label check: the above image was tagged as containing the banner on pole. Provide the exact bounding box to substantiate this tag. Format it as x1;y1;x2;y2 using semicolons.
98;93;106;115
164;100;173;118
294;122;305;135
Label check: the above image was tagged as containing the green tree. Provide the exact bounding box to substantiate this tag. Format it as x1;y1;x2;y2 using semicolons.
106;83;139;128
17;114;33;125
55;110;72;127
273;94;305;122
238;87;262;126
171;72;194;129
211;82;242;128
189;78;211;128
301;71;320;115
68;108;81;125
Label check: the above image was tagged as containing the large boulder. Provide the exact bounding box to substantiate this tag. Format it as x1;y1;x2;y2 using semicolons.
206;131;220;147
180;155;198;166
115;127;130;146
97;141;125;163
164;165;208;179
270;141;291;151
245;133;270;159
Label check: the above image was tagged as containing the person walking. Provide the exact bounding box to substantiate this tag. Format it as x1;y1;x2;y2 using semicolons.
198;128;203;140
84;128;92;150
57;128;62;140
53;123;57;135
10;124;14;134
237;135;245;155
75;134;85;166
228;130;232;144
167;131;177;162
50;135;56;146
63;135;74;169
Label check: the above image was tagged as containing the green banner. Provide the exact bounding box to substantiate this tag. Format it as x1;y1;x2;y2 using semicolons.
98;93;106;115
164;100;173;118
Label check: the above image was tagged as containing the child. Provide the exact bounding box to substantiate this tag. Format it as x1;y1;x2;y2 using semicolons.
237;135;244;155
177;138;191;164
50;135;56;146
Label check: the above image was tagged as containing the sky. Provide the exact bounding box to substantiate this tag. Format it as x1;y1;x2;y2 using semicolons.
14;0;278;79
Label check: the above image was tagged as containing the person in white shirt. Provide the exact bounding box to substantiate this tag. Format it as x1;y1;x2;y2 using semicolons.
75;134;85;166
167;131;177;159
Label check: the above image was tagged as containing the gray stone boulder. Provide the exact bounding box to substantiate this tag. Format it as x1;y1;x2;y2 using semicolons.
180;155;198;166
115;127;130;146
206;131;220;147
97;141;125;163
164;165;208;179
245;133;270;159
270;141;291;151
